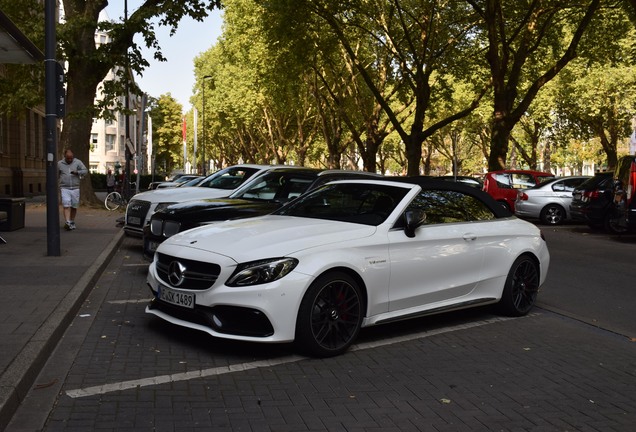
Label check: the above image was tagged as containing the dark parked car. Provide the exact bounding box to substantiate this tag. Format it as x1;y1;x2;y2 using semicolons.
569;171;617;231
607;155;636;233
143;169;381;259
148;174;202;190
437;175;483;189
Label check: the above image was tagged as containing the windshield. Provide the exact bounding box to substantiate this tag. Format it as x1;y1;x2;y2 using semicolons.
179;177;205;187
275;182;410;226
197;167;261;190
577;172;614;190
231;171;316;202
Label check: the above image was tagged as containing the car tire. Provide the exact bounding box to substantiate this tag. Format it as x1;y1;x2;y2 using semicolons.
604;212;628;234
295;271;364;357
498;255;539;317
540;204;565;225
499;201;511;212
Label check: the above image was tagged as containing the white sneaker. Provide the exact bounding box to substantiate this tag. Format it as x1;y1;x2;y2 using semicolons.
69;222;76;230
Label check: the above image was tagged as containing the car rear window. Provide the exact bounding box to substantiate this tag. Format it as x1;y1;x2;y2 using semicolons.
577;172;613;190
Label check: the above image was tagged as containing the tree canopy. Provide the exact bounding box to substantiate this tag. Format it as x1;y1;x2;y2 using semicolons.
3;0;636;186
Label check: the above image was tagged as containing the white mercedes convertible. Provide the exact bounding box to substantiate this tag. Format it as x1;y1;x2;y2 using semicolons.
146;178;550;357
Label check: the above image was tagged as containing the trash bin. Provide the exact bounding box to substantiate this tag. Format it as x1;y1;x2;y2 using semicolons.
0;198;26;231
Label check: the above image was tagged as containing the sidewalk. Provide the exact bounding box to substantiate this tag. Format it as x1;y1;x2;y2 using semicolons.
0;195;124;430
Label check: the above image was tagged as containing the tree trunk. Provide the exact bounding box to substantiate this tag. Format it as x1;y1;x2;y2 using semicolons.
404;134;422;176
488;112;513;171
60;59;104;207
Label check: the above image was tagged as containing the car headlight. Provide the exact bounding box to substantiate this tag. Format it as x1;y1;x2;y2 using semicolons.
154;202;177;213
226;258;298;287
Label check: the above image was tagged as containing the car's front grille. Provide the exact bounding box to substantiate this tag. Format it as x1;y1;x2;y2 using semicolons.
150;218;181;238
156;252;221;290
147;298;274;337
126;199;151;228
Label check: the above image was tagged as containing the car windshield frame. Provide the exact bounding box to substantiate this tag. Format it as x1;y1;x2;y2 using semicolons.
196;167;262;190
274;181;412;226
228;170;319;202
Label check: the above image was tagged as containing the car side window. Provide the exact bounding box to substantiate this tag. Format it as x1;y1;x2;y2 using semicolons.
552;181;566;192
406;190;496;225
511;173;536;189
494;173;512;189
555;178;583;192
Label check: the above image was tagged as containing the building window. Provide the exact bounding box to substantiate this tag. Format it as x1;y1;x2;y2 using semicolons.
0;116;4;153
35;114;42;158
106;134;115;151
105;109;115;126
90;133;98;152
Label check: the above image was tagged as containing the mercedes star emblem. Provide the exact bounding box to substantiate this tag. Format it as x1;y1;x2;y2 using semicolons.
168;261;187;286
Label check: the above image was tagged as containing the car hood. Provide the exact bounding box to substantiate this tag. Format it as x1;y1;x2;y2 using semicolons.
132;186;231;202
155;199;278;225
159;215;377;261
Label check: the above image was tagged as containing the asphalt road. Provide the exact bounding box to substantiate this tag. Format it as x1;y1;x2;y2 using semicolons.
537;223;636;339
6;222;636;431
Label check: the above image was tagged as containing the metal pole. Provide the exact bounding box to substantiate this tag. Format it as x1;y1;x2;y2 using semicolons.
202;75;212;175
202;81;206;176
136;94;146;194
124;0;131;199
45;0;60;256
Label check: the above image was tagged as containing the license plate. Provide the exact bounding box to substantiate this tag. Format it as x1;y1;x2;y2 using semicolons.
127;216;141;226
158;285;195;309
148;240;160;253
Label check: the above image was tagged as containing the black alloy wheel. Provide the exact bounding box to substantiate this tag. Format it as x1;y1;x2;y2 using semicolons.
498;255;540;317
604;212;628;235
295;271;363;357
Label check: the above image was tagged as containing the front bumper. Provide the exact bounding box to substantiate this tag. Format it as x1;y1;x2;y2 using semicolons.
124;199;153;237
146;257;313;343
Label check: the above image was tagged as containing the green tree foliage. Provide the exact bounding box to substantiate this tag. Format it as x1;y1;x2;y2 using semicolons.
0;0;44;114
148;94;184;176
57;0;220;203
192;0;322;168
303;0;489;175
550;8;636;170
467;0;603;171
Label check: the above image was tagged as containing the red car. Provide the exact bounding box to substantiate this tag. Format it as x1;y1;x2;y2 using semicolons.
483;169;555;211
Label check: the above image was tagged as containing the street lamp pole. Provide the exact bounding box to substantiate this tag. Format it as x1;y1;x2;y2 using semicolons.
202;75;212;175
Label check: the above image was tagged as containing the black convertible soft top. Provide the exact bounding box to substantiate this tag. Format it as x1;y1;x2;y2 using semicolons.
381;176;513;219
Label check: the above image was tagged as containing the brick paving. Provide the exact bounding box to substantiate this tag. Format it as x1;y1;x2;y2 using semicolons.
3;208;636;431
0;196;123;430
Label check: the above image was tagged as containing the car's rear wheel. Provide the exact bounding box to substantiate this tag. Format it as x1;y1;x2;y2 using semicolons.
540;204;565;225
604;212;628;234
498;255;539;317
295;271;363;357
499;200;511;212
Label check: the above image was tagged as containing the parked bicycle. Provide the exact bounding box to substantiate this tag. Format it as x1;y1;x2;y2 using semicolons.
104;182;137;211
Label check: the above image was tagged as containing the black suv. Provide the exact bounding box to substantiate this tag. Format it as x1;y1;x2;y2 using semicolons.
569;171;617;231
143;169;380;259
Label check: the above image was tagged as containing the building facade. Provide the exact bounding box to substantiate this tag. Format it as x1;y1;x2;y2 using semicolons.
0;9;46;197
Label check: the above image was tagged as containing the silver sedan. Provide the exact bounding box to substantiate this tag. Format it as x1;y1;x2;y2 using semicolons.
515;176;590;225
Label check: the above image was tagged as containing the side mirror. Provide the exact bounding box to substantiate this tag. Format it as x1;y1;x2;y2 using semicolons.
404;209;426;238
